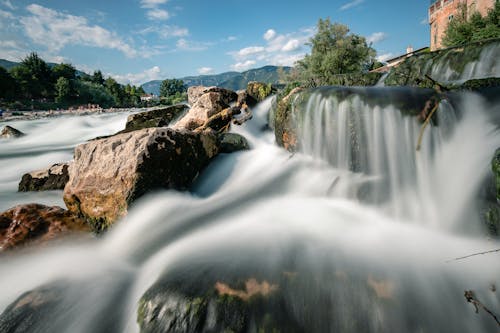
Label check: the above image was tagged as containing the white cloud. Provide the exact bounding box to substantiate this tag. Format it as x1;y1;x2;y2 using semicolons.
340;0;364;11
225;36;237;42
1;0;15;10
367;32;387;44
0;8;13;19
147;9;169;20
235;46;265;58
263;29;276;41
231;60;256;71
139;25;188;39
20;4;138;57
198;67;214;75
112;66;163;85
376;53;394;62
282;39;300;52
140;0;168;9
420;17;429;25
176;38;211;51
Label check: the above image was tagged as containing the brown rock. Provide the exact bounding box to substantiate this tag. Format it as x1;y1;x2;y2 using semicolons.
1;125;25;139
195;107;241;133
187;86;237;106
121;105;189;134
63;128;218;231
246;81;275;106
18;163;70;192
173;92;230;131
0;204;90;251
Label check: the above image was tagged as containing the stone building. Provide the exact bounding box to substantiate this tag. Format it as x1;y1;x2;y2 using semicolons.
429;0;496;50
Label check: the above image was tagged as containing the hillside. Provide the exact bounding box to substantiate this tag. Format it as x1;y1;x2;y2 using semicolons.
142;65;291;95
0;59;20;71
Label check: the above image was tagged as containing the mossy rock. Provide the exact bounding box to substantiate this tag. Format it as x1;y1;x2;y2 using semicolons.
121;104;189;133
246;82;276;105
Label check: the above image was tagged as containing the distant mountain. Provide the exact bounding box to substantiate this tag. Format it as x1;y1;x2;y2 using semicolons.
0;59;20;71
142;65;291;95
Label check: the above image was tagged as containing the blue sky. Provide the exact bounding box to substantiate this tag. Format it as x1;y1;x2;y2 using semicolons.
0;0;430;85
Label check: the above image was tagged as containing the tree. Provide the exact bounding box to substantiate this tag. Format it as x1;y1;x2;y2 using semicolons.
0;66;17;100
294;18;376;86
92;70;105;86
442;2;500;47
55;77;71;103
52;63;76;81
159;79;186;98
11;52;52;99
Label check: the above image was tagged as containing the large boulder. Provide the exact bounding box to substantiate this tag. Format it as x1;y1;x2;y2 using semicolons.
173;92;230;131
121;105;189;134
245;82;275;106
63;128;219;231
0;204;90;251
18;163;70;192
218;133;250;153
1;125;25;139
187;86;237;106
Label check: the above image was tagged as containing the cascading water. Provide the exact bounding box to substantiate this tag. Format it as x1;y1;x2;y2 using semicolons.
0;89;498;332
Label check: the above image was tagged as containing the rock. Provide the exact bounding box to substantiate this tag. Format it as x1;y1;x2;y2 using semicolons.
63;128;219;231
218;133;250;153
18;163;70;192
0;204;90;251
173;92;230;131
195;107;241;134
274;87;304;152
187;86;237;106
1;125;25;139
137;269;301;333
121;105;189;133
246;81;275;106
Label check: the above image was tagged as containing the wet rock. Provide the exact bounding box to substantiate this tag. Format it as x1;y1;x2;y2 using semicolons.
121;105;189;133
1;125;25;139
218;133;250;153
18;163;70;192
63;128;219;231
174;92;231;131
274;87;304;152
0;204;90;251
187;86;237;106
0;284;65;332
195;107;241;134
246;81;275;106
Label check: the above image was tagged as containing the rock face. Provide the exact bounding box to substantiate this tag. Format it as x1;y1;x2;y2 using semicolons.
187;86;237;106
218;133;250;153
18;163;70;192
0;204;90;251
245;81;275;106
1;125;25;139
273;87;304;152
173;92;231;131
121;105;189;134
63;128;218;231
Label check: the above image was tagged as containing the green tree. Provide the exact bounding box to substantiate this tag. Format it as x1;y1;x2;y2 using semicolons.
11;52;52;99
105;77;126;106
159;78;186;98
0;66;17;100
52;63;76;81
442;2;500;47
294;18;376;86
55;77;71;103
92;70;105;86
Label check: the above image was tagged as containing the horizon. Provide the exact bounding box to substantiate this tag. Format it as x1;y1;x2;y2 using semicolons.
0;0;430;85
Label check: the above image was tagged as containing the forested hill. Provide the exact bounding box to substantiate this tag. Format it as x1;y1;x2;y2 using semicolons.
142;65;291;95
0;59;87;77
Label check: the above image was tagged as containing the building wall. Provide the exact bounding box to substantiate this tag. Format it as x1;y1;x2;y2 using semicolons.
429;0;496;50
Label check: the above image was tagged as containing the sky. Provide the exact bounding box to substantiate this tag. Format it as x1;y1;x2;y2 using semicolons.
0;0;431;85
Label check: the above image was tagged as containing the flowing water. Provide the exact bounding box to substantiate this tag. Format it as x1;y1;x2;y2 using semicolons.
0;90;499;332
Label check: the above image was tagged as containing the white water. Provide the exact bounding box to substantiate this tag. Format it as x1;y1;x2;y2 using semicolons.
0;93;499;332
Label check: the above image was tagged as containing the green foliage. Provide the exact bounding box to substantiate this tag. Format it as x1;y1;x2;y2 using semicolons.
11;52;53;99
0;66;17;100
294;18;376;87
55;77;71;103
52;63;76;81
159;78;186;98
442;2;500;47
91;70;105;85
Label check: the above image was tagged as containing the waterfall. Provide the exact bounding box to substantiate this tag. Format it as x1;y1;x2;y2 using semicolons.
0;90;499;332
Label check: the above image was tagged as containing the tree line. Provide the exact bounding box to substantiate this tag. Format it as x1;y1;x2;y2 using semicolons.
0;52;148;110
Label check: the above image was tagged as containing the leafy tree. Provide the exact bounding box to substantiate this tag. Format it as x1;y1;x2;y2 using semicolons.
92;70;105;86
160;79;186;98
52;63;76;81
294;18;376;86
105;77;126;106
55;77;71;103
442;2;500;47
11;52;52;99
0;66;17;100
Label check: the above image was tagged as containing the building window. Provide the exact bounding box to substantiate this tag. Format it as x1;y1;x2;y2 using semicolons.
448;14;454;21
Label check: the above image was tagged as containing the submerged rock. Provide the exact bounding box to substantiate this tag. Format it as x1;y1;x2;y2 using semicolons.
218;133;250;153
121;105;189;133
0;204;90;251
1;125;25;139
18;163;70;192
63;128;219;231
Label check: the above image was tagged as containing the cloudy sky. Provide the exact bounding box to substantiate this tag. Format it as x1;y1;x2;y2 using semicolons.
0;0;430;85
